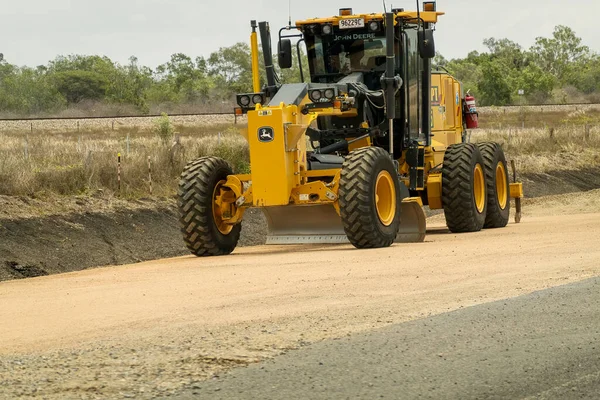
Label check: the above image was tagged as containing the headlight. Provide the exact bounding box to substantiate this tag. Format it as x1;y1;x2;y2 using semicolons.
368;21;380;32
324;88;336;100
322;24;333;35
238;95;251;107
252;94;263;105
309;89;322;102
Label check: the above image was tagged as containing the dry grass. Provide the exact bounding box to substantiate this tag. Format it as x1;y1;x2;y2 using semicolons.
0;123;249;198
478;104;600;129
1;106;599;199
471;125;600;174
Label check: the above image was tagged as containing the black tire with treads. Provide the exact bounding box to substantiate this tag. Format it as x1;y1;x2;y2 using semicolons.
442;143;487;233
178;157;241;257
339;147;401;249
477;142;510;228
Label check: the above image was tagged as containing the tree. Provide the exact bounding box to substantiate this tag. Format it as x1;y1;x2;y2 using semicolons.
53;70;108;104
207;43;255;95
433;52;448;69
483;38;526;69
477;61;512;106
153;53;213;104
530;25;590;82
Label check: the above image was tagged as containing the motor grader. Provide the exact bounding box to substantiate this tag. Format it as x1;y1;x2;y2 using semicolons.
178;3;524;256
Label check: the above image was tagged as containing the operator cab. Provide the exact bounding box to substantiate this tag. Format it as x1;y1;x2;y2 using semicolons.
292;9;419;156
301;18;388;91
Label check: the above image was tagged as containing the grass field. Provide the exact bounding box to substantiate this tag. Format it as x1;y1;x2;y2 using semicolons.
0;107;598;198
0;121;248;198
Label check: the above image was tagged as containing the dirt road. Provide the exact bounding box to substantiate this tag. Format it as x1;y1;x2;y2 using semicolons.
1;196;599;398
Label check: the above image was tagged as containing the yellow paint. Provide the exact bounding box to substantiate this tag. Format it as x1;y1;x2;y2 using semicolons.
246;104;305;207
431;72;464;147
295;11;444;27
212;181;234;234
250;30;261;93
403;196;423;207
302;169;340;178
290;181;337;205
496;162;508;209
473;164;486;213
348;136;372;152
375;171;396;226
426;173;443;210
510;182;524;199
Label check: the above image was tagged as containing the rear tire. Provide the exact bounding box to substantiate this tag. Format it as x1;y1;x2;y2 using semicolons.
477;142;510;228
339;147;401;249
442;143;487;233
178;157;241;257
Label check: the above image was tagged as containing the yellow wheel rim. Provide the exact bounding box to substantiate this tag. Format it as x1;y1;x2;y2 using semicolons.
496;162;508;210
213;180;233;235
375;171;396;226
473;164;486;214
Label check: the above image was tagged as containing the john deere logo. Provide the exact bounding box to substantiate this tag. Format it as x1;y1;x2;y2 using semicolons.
258;127;274;143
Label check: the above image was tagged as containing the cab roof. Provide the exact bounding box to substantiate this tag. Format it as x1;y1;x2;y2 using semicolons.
295;10;444;27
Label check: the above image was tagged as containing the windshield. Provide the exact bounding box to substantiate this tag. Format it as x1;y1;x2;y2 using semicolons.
305;31;387;79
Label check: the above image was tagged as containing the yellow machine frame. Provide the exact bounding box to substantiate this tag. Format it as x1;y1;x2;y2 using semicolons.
185;7;524;251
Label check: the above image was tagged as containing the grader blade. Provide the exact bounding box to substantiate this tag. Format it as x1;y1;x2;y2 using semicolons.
263;205;348;244
263;199;427;245
397;199;427;243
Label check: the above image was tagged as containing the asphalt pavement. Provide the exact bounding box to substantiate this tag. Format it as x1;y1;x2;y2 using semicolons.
174;276;600;400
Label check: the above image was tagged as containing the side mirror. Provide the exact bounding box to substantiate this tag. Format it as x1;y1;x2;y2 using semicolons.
278;39;293;69
418;29;435;59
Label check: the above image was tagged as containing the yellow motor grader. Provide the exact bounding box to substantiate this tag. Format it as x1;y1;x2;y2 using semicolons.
178;3;523;256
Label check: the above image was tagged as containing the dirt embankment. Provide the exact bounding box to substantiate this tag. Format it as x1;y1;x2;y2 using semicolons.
520;167;600;197
0;196;266;282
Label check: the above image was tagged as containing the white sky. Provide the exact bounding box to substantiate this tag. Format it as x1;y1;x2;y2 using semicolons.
1;0;598;68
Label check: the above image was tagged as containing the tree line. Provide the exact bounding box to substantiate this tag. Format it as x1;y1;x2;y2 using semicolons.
0;24;598;117
438;25;600;106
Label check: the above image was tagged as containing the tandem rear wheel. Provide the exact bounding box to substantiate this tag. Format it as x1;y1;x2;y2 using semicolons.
477;142;511;228
442;142;512;233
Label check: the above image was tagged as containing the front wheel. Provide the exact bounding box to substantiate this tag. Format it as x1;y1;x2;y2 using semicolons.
178;157;241;257
339;147;401;249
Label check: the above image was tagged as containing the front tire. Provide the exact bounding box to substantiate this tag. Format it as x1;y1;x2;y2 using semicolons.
178;157;241;257
442;143;487;233
339;147;401;249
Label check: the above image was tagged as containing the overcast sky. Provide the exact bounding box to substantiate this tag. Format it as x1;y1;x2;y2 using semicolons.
2;0;599;69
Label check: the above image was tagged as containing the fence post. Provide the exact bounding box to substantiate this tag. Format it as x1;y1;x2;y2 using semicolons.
126;133;130;156
117;153;121;195
23;136;29;160
585;124;590;141
148;156;153;196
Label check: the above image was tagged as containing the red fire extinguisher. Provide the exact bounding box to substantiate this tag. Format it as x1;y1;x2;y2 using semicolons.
463;93;479;129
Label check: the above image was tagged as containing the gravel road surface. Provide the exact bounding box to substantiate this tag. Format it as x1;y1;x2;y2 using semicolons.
0;204;599;398
178;276;600;400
